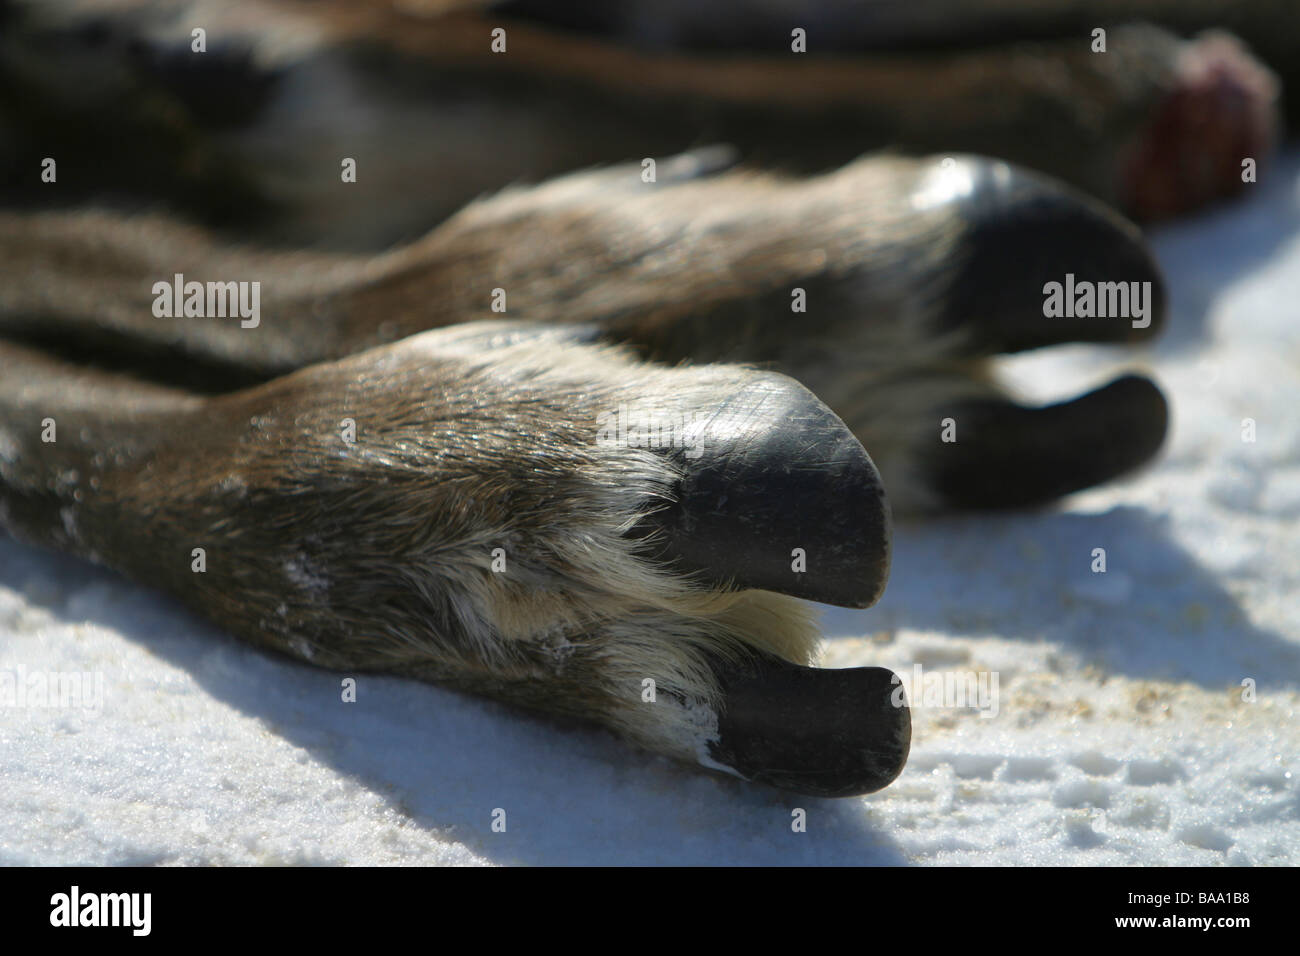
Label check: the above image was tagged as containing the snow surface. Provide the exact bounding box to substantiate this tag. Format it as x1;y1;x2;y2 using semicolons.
3;157;1299;867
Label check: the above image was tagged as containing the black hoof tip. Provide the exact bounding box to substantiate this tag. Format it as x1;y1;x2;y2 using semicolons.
635;374;891;609
926;374;1169;510
924;156;1167;353
708;654;911;798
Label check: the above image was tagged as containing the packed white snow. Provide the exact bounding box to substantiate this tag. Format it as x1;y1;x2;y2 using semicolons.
2;156;1298;867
